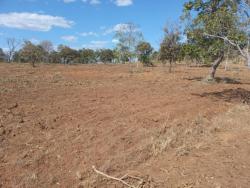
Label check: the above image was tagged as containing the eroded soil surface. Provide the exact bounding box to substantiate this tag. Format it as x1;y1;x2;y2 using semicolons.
0;63;250;188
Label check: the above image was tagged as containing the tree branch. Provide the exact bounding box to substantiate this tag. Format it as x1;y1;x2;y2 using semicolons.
92;166;144;188
204;33;248;59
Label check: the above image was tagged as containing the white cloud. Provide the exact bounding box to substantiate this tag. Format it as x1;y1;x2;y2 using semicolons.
64;0;132;6
64;0;101;4
113;0;133;6
0;12;74;31
79;32;98;37
63;0;76;3
82;0;101;5
112;39;119;43
100;26;106;30
103;23;138;35
83;40;108;49
61;35;78;42
29;38;40;44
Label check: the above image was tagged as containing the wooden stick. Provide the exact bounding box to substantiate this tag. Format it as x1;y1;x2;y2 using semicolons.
92;166;144;188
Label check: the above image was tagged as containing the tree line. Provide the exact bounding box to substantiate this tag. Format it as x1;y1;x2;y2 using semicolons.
0;0;249;79
0;37;157;67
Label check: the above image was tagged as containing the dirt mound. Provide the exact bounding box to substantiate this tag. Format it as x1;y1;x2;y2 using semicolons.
199;88;250;104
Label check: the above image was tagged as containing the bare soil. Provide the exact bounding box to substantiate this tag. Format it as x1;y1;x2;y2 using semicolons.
0;63;250;188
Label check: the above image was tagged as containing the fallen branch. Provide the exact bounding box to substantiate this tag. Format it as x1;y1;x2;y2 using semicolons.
92;166;144;188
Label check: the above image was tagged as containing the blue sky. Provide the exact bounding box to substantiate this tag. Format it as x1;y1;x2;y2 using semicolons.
0;0;187;51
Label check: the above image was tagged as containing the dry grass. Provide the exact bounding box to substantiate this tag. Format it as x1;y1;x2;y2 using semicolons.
150;104;250;159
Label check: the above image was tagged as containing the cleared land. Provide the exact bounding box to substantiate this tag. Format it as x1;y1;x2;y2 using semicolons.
0;63;250;188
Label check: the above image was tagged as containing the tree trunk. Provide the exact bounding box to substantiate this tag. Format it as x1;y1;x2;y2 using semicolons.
31;61;35;68
169;61;172;73
225;47;229;71
210;54;224;79
247;55;250;68
7;52;12;63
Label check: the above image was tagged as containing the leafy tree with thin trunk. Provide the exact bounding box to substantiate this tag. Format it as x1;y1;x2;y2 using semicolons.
159;26;181;73
204;0;250;68
136;41;154;67
114;23;143;64
19;41;46;67
183;0;249;79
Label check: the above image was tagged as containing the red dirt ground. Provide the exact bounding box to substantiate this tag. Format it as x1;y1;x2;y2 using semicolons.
0;63;250;188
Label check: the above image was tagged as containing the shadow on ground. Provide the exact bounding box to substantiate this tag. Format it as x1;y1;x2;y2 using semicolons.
185;76;250;85
193;88;250;104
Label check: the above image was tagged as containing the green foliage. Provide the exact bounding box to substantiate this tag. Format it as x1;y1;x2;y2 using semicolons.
183;0;246;62
136;41;153;66
19;41;46;67
97;49;114;63
57;45;79;64
113;46;130;63
159;27;181;63
151;51;159;62
180;43;203;63
13;51;21;63
49;51;61;64
114;23;143;63
79;49;96;64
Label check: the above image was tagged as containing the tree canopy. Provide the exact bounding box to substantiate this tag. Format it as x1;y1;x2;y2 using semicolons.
182;0;249;78
79;49;96;64
19;41;46;67
114;23;143;63
97;49;114;63
136;41;153;66
159;26;181;72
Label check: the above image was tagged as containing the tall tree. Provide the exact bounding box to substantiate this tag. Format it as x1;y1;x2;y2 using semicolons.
114;23;143;63
39;40;54;63
204;0;250;67
6;38;20;63
183;0;249;78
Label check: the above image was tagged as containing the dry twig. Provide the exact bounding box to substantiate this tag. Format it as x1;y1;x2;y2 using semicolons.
92;166;144;188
